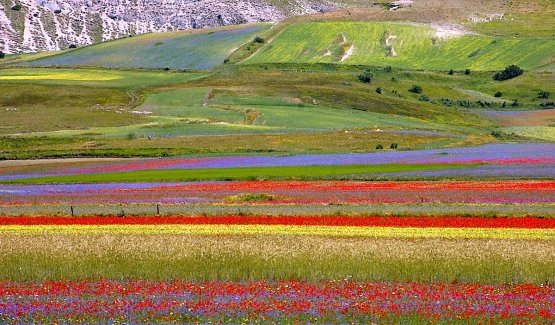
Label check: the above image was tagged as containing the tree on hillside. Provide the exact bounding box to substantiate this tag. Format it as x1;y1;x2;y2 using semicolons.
538;91;551;99
493;65;524;81
0;51;5;59
409;85;423;94
357;70;373;83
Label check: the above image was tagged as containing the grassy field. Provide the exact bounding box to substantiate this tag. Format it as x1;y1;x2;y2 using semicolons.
498;127;555;142
0;68;207;88
18;24;271;70
0;69;206;135
0;233;552;283
0;130;459;159
1;163;472;184
247;22;555;71
3;202;554;218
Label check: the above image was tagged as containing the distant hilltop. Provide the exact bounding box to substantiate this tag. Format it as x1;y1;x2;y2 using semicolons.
1;0;551;54
0;0;342;53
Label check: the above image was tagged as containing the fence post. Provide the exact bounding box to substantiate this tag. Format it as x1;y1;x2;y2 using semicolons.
70;206;74;217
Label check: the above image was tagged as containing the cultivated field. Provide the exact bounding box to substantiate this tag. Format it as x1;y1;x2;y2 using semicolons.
248;21;555;70
17;24;271;70
1;2;554;323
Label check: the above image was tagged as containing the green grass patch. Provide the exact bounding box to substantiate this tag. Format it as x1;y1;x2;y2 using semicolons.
3;163;475;184
248;21;555;71
0;68;207;88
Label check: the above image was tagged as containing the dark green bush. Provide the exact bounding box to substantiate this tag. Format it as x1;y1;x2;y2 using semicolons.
357;70;373;83
493;65;524;81
409;85;423;94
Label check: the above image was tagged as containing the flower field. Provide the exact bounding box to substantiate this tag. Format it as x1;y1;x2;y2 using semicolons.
2;146;555;322
1;212;554;321
1;280;554;323
2;143;555;181
2;180;554;206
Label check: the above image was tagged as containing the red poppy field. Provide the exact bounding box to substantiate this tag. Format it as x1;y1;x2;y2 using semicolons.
1;177;554;323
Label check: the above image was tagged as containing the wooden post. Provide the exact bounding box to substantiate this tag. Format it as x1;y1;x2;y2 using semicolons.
156;204;160;215
70;206;74;217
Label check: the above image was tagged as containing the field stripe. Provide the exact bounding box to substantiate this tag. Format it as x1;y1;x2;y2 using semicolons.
2;216;555;228
1;164;476;184
1;225;554;239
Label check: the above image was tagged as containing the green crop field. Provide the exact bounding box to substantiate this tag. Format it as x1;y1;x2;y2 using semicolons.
19;24;271;70
247;21;555;71
0;68;207;88
2;163;473;184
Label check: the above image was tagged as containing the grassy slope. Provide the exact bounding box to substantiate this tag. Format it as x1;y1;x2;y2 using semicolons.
0;68;207;88
247;22;555;71
19;24;271;70
0;69;206;135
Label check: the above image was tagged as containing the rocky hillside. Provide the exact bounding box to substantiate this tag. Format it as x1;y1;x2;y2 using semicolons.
0;0;343;53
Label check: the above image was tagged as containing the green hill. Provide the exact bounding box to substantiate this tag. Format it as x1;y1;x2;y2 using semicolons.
19;24;270;70
247;21;555;71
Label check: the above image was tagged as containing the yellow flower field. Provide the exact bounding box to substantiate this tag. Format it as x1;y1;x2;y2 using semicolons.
1;224;554;240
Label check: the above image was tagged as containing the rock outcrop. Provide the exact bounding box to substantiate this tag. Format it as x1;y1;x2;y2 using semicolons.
0;0;337;53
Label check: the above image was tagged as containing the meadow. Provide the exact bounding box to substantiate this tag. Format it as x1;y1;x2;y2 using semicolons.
1;4;555;322
247;21;555;71
18;24;271;70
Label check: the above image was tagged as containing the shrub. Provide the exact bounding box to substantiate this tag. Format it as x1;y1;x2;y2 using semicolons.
375;87;382;94
538;91;551;99
384;66;393;73
457;100;472;108
409;85;423;94
225;193;276;202
390;143;398;149
448;69;454;75
375;144;384;150
54;9;62;14
0;51;5;59
419;95;429;101
11;4;22;10
464;69;471;75
357;70;373;83
493;65;524;81
126;132;137;140
511;100;519;107
494;92;503;98
253;36;265;44
68;44;77;49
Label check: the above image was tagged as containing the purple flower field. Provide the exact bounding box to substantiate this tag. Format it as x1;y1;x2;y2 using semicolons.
1;143;554;180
